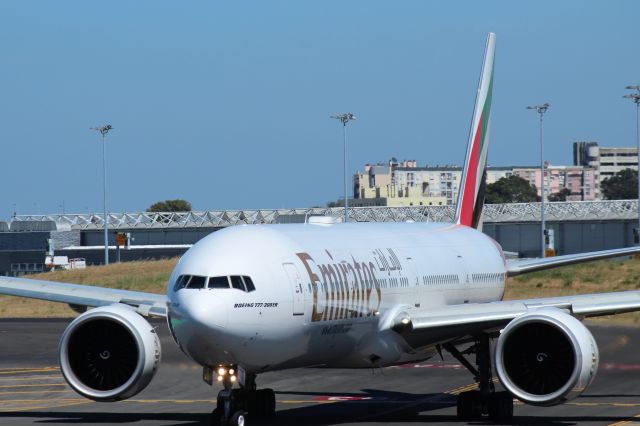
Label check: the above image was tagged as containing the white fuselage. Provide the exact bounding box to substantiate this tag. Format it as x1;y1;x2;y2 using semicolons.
167;221;506;373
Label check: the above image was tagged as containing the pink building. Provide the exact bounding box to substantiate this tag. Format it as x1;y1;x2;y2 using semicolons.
513;165;597;201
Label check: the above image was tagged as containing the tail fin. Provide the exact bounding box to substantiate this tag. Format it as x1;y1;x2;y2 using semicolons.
454;33;496;228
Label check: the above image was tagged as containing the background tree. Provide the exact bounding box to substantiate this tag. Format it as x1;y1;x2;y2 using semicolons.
147;199;192;212
601;169;638;200
548;188;572;202
485;175;540;204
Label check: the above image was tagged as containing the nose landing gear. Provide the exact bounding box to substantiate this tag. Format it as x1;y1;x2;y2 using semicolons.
208;365;276;426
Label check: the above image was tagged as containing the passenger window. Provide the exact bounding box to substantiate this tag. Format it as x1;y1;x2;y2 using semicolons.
173;275;189;291
187;275;207;289
230;275;246;291
242;276;256;292
209;276;230;289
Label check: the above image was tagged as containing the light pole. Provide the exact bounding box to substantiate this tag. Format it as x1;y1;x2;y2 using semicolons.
330;113;356;223
624;86;640;244
526;103;550;258
91;124;113;265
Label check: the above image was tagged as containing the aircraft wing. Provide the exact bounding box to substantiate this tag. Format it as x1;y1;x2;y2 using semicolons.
0;276;168;317
505;246;640;276
395;245;640;346
396;290;640;347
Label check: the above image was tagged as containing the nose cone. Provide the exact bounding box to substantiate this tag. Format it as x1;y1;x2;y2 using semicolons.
174;290;228;328
169;290;229;365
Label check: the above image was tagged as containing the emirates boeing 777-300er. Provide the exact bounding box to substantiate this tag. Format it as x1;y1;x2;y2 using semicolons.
3;33;640;425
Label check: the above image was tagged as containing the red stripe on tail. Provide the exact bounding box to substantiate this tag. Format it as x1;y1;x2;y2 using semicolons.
459;112;484;227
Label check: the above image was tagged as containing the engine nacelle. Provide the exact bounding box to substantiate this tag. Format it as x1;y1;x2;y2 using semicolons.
59;304;161;401
495;308;598;406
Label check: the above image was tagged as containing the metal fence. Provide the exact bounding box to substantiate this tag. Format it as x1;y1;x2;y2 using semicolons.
9;200;639;230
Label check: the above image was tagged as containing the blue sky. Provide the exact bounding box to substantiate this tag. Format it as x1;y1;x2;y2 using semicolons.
1;1;639;219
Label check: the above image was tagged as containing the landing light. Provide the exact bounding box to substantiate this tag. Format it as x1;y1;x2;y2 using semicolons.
216;365;238;383
401;318;410;325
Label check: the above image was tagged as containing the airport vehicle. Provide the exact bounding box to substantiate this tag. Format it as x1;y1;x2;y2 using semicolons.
44;256;86;271
3;33;640;425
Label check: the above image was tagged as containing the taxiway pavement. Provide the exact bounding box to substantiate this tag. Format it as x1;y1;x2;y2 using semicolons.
1;319;640;425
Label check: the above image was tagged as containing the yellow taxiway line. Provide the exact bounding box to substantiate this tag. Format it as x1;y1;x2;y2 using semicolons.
0;366;58;371
0;375;63;382
0;390;71;395
0;400;93;413
609;413;640;426
0;383;67;389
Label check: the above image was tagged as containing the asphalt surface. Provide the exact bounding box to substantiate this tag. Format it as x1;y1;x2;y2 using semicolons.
1;319;640;425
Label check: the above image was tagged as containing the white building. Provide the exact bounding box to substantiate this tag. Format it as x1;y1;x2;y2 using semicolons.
573;141;639;198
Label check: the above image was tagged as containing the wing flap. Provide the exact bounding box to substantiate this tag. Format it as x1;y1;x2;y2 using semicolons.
0;276;168;317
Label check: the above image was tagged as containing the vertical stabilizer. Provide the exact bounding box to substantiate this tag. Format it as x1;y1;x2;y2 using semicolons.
454;33;496;228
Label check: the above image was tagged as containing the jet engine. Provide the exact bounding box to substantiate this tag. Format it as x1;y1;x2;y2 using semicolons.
59;304;161;401
494;308;598;406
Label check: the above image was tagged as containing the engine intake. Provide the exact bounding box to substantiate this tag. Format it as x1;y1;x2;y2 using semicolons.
495;308;598;406
59;304;161;401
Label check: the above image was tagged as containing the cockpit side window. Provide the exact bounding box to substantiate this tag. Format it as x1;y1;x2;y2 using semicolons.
174;275;189;292
230;275;245;291
209;276;231;289
242;276;256;292
187;275;207;289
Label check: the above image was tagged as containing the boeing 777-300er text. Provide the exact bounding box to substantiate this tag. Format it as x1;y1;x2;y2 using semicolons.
3;33;640;425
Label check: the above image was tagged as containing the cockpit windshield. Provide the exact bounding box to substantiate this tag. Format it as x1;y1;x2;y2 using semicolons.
173;274;256;292
187;275;207;289
209;276;230;289
230;275;245;290
173;275;189;291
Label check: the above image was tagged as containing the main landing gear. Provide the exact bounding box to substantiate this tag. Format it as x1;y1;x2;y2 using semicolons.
443;333;513;421
209;365;276;426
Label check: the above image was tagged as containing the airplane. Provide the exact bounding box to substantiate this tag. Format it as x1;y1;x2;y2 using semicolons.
3;32;640;426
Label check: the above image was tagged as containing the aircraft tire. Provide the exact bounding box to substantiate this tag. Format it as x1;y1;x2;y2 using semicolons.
228;410;247;426
247;392;261;417
210;407;222;426
263;388;276;417
488;392;513;420
457;391;483;420
247;389;276;418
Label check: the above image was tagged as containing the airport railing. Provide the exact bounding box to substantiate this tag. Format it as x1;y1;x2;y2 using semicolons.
8;200;638;230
